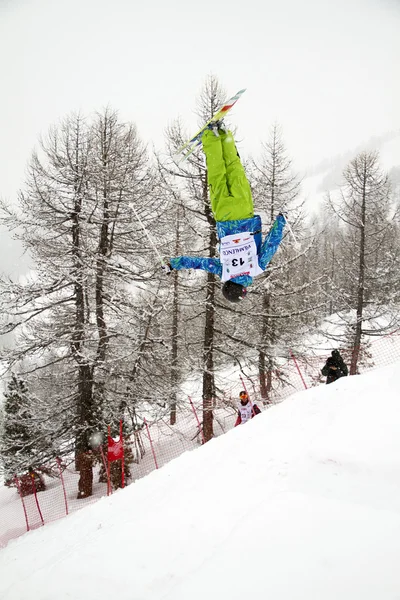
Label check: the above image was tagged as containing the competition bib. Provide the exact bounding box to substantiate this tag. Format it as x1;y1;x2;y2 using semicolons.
220;232;264;282
239;403;253;423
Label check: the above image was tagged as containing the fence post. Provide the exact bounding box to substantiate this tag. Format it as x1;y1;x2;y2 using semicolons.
56;457;69;516
246;375;258;400
107;426;115;495
144;418;159;470
14;475;30;533
120;419;125;489
289;349;308;390
99;446;111;496
188;396;205;444
29;470;44;526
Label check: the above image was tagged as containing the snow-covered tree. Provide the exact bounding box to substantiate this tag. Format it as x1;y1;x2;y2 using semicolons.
0;109;169;496
0;374;44;482
327;151;399;373
243;124;323;401
160;76;229;441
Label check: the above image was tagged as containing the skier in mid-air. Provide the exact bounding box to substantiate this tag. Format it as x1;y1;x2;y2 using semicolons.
163;125;286;302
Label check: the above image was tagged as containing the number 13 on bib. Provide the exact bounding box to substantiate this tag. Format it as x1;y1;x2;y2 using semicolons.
220;232;264;282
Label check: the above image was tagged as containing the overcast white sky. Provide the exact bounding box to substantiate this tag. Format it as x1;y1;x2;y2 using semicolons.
0;0;399;273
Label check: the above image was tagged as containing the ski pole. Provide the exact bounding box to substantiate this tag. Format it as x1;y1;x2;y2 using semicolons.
282;214;300;248
239;374;257;417
129;202;167;267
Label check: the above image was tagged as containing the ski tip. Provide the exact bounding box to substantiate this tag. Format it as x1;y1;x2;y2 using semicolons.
232;88;246;97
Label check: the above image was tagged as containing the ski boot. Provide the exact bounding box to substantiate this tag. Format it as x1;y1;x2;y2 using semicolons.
207;119;227;137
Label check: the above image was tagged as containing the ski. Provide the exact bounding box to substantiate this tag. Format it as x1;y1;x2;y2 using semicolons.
173;88;246;163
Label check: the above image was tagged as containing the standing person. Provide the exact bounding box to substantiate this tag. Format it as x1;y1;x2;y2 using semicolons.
321;349;348;384
234;390;261;426
164;126;286;303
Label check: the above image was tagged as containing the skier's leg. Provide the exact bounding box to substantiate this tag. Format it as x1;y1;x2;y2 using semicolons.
202;129;254;222
202;129;232;221
220;131;254;221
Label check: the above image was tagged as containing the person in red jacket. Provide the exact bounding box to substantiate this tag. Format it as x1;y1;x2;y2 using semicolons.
234;390;261;426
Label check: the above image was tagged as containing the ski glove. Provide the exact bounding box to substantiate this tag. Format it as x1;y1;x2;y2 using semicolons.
162;263;172;274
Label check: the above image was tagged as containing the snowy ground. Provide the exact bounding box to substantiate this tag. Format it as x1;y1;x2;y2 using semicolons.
1;328;399;551
1;361;400;600
0;402;237;548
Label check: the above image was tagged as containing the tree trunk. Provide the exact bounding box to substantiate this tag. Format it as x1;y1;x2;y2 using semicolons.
202;269;216;442
266;370;273;400
350;167;367;375
258;290;273;404
170;268;179;425
259;350;268;404
170;210;181;425
76;451;93;499
202;176;217;442
71;179;96;496
76;363;95;498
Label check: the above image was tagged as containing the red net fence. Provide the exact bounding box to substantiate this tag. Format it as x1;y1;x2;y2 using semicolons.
1;329;399;549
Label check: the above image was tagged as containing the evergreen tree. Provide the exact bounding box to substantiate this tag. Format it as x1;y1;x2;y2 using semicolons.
0;374;40;482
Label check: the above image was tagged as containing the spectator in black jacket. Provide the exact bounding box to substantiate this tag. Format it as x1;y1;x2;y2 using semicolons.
321;349;348;384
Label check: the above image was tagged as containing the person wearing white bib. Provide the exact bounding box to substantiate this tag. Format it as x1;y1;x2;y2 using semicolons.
164;126;286;303
234;390;261;426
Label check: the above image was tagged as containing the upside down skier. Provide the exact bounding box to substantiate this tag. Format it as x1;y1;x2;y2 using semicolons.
164;126;286;302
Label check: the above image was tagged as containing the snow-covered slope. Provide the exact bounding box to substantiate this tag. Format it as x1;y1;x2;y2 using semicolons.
1;363;400;600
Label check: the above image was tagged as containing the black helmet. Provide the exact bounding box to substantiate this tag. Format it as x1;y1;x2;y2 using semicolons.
222;280;247;303
239;390;249;404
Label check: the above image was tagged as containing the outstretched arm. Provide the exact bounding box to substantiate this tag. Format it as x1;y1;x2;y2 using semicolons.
258;214;286;271
169;256;222;277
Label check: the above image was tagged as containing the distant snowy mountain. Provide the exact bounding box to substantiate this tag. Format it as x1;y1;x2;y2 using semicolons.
301;130;400;214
